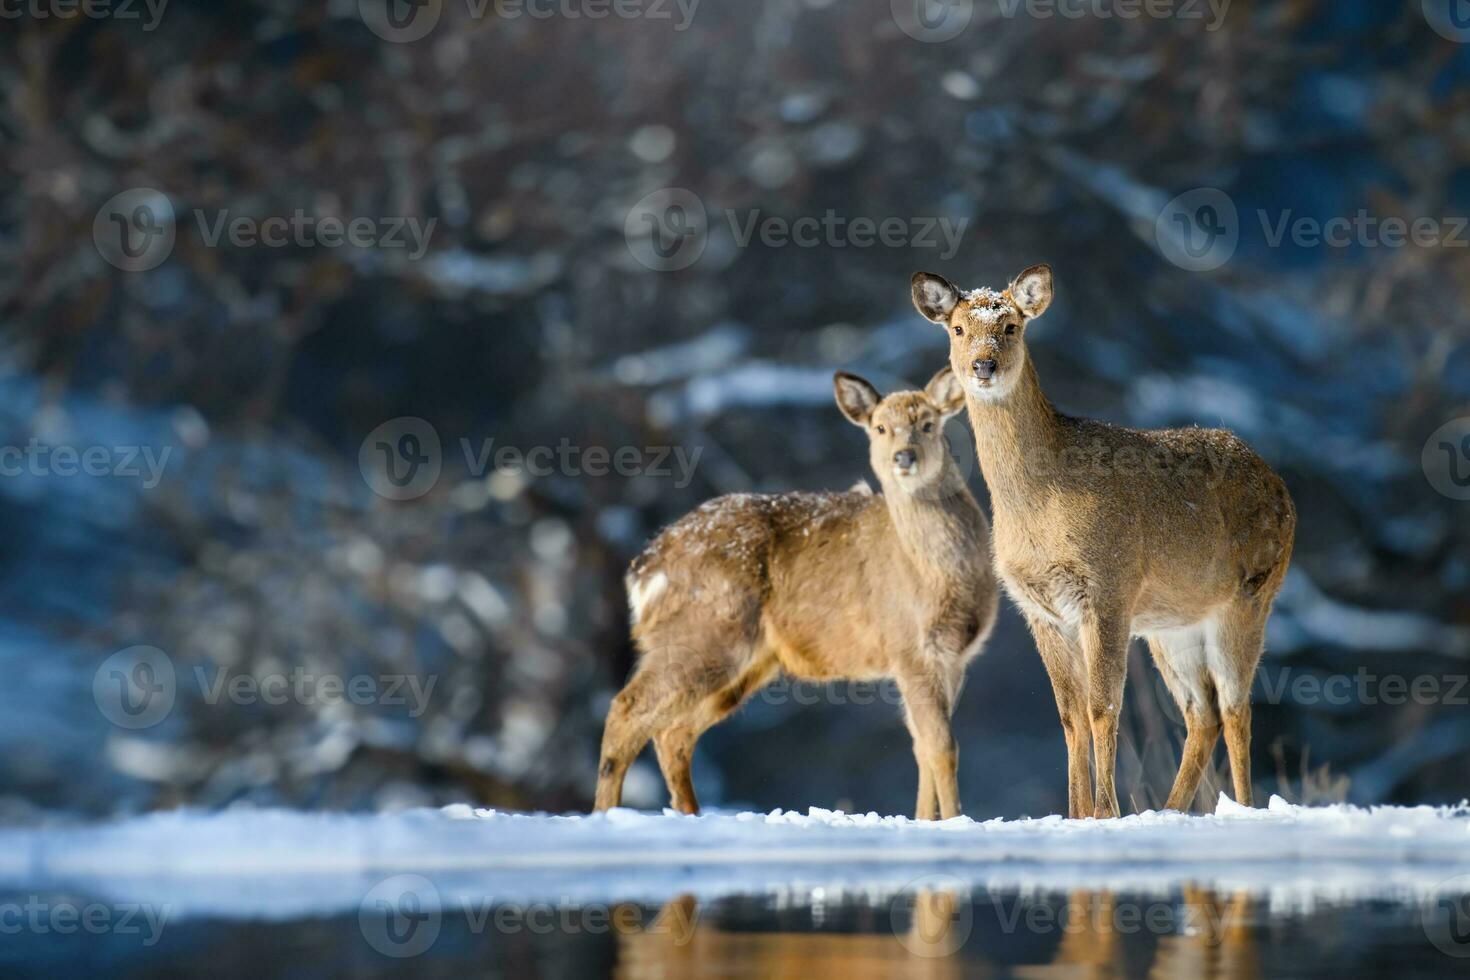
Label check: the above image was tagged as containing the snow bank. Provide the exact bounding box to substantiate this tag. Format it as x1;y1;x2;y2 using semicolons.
1;795;1467;920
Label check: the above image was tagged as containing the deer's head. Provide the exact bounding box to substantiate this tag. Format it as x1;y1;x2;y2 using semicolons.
833;367;965;492
910;264;1053;403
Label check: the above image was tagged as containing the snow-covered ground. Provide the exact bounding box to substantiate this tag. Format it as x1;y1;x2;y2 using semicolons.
2;795;1468;921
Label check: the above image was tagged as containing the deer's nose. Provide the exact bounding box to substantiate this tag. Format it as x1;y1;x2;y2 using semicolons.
893;449;917;470
972;359;998;380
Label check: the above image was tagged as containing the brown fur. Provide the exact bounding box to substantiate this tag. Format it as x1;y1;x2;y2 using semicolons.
912;265;1295;818
594;368;998;819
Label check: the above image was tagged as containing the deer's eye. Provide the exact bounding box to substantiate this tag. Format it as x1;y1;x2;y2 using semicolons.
953;325;964;337
923;421;934;433
875;424;886;434
1005;323;1017;335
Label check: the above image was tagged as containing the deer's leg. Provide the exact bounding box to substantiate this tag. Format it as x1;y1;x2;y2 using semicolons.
595;669;664;811
652;654;779;815
898;674;959;819
653;726;700;815
596;633;758;811
1213;610;1267;808
1081;610;1130;819
904;711;938;820
1146;632;1222;813
1221;701;1253;807
1163;705;1222;812
1028;619;1093;819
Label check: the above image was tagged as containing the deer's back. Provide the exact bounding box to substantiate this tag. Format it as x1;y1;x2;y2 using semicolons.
996;417;1295;629
627;490;947;678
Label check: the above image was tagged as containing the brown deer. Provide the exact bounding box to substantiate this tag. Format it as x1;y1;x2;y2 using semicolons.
595;368;998;819
911;265;1295;818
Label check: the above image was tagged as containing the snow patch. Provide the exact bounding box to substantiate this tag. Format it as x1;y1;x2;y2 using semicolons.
2;800;1467;921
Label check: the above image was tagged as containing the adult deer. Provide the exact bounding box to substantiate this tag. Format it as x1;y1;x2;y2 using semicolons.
595;368;998;819
911;265;1294;818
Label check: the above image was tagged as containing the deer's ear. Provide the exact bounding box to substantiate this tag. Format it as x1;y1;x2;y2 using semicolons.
833;372;881;427
1009;264;1053;318
911;272;960;325
925;366;966;418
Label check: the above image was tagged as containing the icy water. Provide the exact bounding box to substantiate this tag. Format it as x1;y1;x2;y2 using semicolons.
3;800;1469;977
4;885;1469;978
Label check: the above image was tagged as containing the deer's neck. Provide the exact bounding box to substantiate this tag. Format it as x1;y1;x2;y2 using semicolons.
965;356;1064;512
880;460;989;585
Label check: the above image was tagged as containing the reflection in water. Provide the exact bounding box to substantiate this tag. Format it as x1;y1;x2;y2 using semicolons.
618;888;1264;980
617;892;964;980
1021;888;1260;980
5;880;1465;977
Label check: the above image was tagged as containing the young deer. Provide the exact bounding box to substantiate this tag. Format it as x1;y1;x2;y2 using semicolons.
911;265;1295;818
595;368;998;819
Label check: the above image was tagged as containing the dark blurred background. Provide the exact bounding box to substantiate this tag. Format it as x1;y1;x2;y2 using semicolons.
1;0;1468;822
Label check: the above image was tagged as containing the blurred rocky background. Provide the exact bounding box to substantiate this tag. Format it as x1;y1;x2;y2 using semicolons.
1;0;1467;821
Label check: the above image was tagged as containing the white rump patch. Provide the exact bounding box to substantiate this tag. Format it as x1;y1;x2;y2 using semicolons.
848;479;874;496
628;570;668;625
